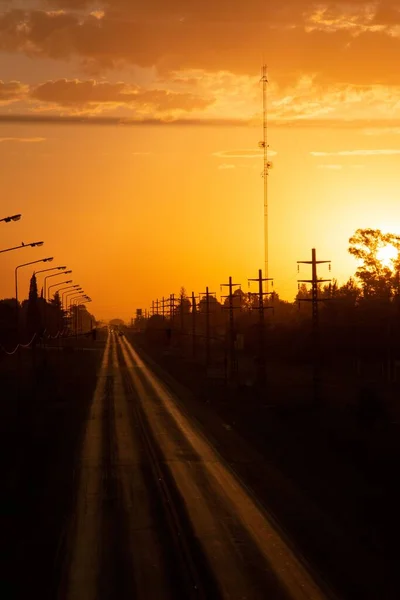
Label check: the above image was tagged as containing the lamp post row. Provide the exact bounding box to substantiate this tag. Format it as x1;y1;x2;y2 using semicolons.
2;212;93;334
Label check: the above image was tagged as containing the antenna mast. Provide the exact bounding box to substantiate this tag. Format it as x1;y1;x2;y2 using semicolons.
259;65;270;288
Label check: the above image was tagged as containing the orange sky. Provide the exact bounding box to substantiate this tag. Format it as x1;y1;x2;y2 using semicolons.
0;1;399;320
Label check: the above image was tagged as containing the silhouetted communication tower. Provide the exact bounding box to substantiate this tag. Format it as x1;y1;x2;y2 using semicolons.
259;65;272;288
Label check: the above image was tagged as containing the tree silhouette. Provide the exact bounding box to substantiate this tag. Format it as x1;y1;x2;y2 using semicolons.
26;273;41;338
348;228;400;298
48;291;63;334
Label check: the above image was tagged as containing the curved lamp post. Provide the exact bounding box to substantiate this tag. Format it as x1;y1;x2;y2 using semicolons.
61;286;80;309
1;240;43;255
65;289;82;310
72;296;91;335
48;280;73;301
66;289;83;305
69;293;85;332
35;265;66;276
34;266;66;297
69;293;85;313
44;271;72;300
15;257;53;331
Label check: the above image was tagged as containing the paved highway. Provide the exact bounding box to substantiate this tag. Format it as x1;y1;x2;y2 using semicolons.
59;331;330;600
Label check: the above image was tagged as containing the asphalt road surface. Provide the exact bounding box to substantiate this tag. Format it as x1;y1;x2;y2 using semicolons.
59;331;331;600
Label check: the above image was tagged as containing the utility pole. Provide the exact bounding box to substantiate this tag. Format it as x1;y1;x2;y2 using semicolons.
155;298;160;316
298;248;331;406
221;276;241;383
248;269;274;387
199;287;216;367
191;292;199;359
151;300;155;316
162;297;166;320
170;294;175;324
180;292;185;334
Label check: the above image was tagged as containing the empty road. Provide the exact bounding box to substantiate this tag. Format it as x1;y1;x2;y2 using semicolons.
59;330;330;600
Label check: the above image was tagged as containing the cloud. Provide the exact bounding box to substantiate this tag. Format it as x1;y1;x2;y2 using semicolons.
0;113;250;126
0;80;27;103
0;4;399;87
0;136;46;142
311;149;400;156
218;163;235;170
30;78;213;114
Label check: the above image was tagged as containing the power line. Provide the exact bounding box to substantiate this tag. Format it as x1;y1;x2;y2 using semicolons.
191;291;199;359
298;248;331;406
221;276;241;382
199;287;216;367
248;269;274;387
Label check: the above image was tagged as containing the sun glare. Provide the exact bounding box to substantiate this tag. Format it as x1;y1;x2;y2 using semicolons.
377;244;398;268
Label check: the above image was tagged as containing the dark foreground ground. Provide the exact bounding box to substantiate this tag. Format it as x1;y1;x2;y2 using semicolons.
2;328;399;599
1;336;105;599
129;331;400;600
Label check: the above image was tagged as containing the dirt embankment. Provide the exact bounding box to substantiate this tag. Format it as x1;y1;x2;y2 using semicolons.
1;339;105;599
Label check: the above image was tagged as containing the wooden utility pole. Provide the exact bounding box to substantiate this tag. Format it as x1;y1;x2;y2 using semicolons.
248;269;274;387
170;294;175;324
155;298;160;316
221;277;241;382
191;292;199;358
151;300;155;316
298;248;331;406
161;297;166;320
180;292;185;334
199;287;216;367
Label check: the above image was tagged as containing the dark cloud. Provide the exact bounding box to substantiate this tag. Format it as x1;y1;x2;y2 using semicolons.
31;78;212;111
0;2;399;87
1;113;400;131
0;113;250;126
373;0;400;24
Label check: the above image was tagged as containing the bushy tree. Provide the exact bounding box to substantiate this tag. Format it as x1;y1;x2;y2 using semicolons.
26;274;41;338
348;228;400;298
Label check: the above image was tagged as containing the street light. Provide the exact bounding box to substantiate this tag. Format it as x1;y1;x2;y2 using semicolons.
69;293;85;309
56;285;77;305
61;286;80;309
48;280;73;301
15;257;53;331
0;214;21;223
0;240;43;254
68;293;85;331
69;292;85;313
72;295;91;335
65;288;82;305
44;270;72;299
35;265;66;276
34;266;67;297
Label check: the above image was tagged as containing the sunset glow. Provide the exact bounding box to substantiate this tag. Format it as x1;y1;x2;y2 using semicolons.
0;1;399;319
377;244;398;268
